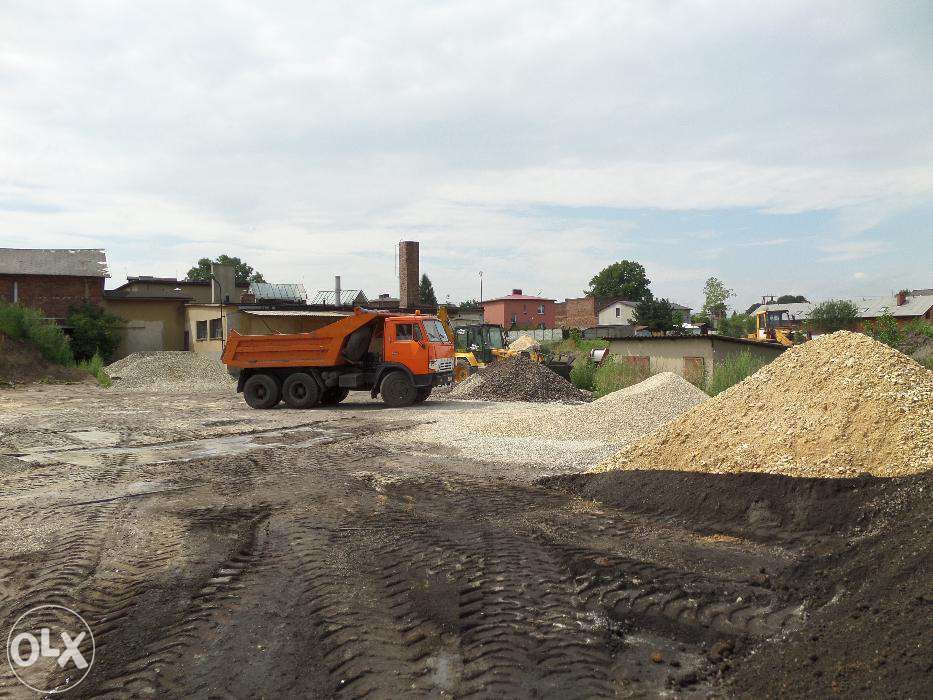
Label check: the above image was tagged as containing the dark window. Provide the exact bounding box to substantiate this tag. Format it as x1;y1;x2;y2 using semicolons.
395;323;421;341
209;318;223;339
538;304;545;314
196;320;208;340
615;307;621;317
510;314;517;324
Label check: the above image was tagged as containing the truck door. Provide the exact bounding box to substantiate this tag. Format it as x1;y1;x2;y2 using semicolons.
386;320;428;374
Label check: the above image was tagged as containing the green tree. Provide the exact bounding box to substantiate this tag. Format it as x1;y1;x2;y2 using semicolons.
776;294;808;303
865;312;901;348
419;274;438;306
808;299;859;332
586;260;652;301
701;277;734;322
457;298;481;310
187;255;265;285
633;297;677;334
717;312;755;338
67;303;124;362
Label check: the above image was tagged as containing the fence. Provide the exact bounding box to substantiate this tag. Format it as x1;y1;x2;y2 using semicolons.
504;329;564;344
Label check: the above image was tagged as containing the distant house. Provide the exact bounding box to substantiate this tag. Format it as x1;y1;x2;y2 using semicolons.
856;290;933;327
0;248;109;319
111;275;250;304
482;289;555;329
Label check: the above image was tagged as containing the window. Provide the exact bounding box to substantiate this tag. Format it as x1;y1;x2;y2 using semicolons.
395;323;421;341
615;307;621;318
538;304;545;314
422;320;449;343
196;320;208;340
209;318;223;339
510;314;517;324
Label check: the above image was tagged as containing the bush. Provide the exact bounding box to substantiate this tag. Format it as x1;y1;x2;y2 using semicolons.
592;359;651;397
705;351;765;396
67;303;123;362
570;357;597;392
864;312;901;348
77;352;112;388
809;299;859;333
0;301;74;365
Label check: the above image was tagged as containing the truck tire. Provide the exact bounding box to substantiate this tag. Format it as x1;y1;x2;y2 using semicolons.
320;387;350;405
243;373;281;409
282;372;322;409
413;387;432;403
381;372;417;408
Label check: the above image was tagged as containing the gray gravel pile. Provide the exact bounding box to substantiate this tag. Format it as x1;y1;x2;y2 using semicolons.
464;372;708;444
449;355;589;403
105;351;235;392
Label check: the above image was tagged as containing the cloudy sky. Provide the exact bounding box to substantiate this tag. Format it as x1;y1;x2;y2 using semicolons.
2;1;931;310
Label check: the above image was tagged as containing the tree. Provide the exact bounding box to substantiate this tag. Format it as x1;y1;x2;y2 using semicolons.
586;260;652;301
457;298;481;310
419;274;438;306
776;294;808;303
701;277;734;322
67;303;124;362
808;299;859;332
187;255;265;285
864;312;901;348
717;312;755;338
633;297;677;334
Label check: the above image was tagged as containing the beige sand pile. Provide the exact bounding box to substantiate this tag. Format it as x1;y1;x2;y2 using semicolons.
508;334;540;352
465;372;708;443
597;331;933;478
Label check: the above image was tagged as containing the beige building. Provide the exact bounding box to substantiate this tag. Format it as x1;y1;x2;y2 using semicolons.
607;335;785;382
102;295;189;357
112;276;250;304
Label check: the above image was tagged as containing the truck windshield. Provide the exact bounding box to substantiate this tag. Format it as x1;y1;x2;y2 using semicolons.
422;320;450;343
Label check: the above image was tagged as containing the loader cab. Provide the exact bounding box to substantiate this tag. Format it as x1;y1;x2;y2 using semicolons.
453;323;504;365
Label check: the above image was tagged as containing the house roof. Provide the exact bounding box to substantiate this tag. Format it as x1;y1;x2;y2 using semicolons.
120;276;250;288
856;295;933;319
597;298;692;312
103;290;192;302
0;248;109;278
481;293;555;304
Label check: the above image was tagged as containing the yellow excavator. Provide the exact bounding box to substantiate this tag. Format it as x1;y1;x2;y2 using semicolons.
747;307;803;346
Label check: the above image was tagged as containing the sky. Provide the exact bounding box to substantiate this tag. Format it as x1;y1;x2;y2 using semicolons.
1;0;931;311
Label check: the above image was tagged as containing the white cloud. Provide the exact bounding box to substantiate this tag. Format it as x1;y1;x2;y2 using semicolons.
817;239;893;262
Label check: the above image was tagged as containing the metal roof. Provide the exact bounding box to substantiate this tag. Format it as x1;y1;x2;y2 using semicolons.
242;309;350;317
752;302;815;320
0;248;109;278
310;289;367;305
249;282;307;302
855;295;933;319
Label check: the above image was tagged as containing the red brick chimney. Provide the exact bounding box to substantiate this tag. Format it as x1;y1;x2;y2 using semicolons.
512;289;522;295
399;241;419;308
896;290;907;306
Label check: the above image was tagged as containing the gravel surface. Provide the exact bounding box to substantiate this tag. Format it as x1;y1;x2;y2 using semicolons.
105;351;236;392
464;372;708;443
508;334;539;352
448;355;589;403
598;331;933;477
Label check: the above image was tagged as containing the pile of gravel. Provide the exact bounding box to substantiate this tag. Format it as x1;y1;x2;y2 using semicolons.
598;331;933;478
508;334;539;352
105;351;235;393
449;355;589;403
466;372;707;444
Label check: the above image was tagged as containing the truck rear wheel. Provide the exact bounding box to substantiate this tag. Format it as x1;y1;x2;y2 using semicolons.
381;372;417;408
283;372;322;409
243;373;281;409
320;387;350;405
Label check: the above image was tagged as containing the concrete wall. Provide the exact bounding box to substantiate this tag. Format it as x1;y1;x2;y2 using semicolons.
597;302;637;326
103;298;187;359
607;336;784;380
0;274;104;318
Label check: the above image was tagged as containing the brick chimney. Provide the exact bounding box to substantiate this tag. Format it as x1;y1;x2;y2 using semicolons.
399;241;419;308
896;290;907;306
334;275;341;306
512;289;522;295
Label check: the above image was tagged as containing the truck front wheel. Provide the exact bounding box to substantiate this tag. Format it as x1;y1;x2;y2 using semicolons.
381;372;417;408
283;372;322;409
243;373;281;409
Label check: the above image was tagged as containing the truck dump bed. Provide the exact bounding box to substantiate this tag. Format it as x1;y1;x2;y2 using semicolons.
222;310;380;369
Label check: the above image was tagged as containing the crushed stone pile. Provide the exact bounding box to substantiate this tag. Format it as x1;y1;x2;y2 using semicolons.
597;331;933;478
449;355;589;403
508;334;540;352
466;372;708;444
105;351;235;392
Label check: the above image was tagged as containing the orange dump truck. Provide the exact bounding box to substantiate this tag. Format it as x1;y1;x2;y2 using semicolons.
221;309;455;409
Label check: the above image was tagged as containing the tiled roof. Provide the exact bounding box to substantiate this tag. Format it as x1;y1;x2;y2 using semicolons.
0;248;109;278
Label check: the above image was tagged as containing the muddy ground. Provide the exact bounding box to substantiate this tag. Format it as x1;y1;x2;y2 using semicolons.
0;385;929;698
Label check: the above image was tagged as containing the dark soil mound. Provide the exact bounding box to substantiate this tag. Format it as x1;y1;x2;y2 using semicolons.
542;469;933;698
450;355;590;403
0;333;86;387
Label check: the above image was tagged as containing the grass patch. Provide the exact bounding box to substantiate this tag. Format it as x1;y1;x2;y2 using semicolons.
78;352;112;387
0;301;74;365
705;351;765;397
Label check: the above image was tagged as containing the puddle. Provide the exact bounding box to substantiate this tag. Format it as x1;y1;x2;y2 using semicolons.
18;426;353;469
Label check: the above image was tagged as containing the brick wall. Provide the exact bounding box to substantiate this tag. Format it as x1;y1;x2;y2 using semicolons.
0;274;104;318
399;241;419;308
559;296;598;329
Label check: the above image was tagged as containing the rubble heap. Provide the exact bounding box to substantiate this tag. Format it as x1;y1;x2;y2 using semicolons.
449;355;589;403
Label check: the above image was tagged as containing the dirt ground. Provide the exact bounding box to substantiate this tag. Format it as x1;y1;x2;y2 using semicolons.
0;384;929;698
